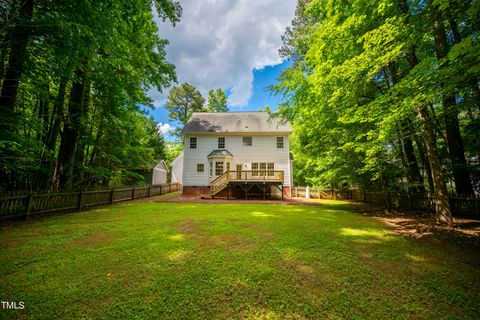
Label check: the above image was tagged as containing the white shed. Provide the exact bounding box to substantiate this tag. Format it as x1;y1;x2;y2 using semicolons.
171;152;183;184
152;160;169;185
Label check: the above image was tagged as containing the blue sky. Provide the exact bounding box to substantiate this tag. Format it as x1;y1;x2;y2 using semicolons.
146;0;297;141
143;60;292;141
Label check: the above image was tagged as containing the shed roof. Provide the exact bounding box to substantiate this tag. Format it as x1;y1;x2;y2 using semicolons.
182;112;291;133
154;160;169;172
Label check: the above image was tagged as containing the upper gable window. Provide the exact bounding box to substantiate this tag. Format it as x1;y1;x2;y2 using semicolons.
218;137;225;149
190;137;197;149
242;137;252;146
276;137;284;148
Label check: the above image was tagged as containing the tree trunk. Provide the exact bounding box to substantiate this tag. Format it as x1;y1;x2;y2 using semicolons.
37;77;69;190
448;18;480;112
56;69;85;189
432;8;474;196
417;107;453;225
0;0;34;126
396;0;453;223
389;62;425;193
73;81;90;188
402;132;425;193
44;77;68;154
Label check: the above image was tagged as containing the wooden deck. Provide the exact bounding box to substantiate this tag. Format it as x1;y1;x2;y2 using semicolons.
210;171;284;199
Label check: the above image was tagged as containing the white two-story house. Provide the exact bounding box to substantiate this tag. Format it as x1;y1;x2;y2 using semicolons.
181;112;293;199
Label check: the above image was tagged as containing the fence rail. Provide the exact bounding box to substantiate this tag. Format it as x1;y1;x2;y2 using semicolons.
291;187;480;216
0;183;181;220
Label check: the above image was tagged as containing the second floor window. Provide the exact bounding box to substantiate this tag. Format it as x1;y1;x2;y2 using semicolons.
218;137;225;149
190;137;197;149
277;137;284;148
242;137;252;146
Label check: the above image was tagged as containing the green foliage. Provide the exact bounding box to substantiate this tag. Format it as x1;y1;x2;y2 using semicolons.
206;88;228;112
165;83;205;136
0;0;182;193
276;0;480;192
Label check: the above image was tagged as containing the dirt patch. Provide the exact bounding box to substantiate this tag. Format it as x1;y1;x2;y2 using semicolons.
281;258;327;291
177;220;204;236
176;220;255;251
71;233;116;246
241;223;275;241
210;234;253;251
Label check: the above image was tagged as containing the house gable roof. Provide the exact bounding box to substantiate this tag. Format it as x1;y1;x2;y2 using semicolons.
182;112;291;133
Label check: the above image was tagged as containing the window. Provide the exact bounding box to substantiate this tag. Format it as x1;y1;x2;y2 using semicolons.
276;137;284;148
209;162;213;176
190;137;197;149
226;162;230;171
251;162;274;177
242;136;252;146
267;163;274;176
236;164;243;179
197;163;204;173
260;163;267;176
218;137;225;149
251;163;259;176
215;161;224;176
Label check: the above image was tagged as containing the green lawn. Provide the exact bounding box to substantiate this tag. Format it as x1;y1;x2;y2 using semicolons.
1;195;479;319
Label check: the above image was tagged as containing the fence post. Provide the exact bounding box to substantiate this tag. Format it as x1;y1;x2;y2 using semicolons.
148;185;151;198
132;186;135;200
26;193;33;220
77;191;84;211
109;189;114;204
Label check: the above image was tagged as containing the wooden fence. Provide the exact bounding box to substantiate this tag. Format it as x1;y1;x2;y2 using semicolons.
291;186;480;216
0;183;181;220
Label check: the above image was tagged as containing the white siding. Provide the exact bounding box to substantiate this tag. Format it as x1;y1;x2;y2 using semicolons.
152;167;167;185
171;152;183;184
183;134;291;186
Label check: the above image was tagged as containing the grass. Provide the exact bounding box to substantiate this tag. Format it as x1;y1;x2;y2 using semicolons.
0;195;479;319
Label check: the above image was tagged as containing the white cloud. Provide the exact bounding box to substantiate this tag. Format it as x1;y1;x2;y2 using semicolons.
151;0;296;107
158;123;175;135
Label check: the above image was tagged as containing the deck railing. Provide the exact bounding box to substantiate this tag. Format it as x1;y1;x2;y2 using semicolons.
210;171;284;195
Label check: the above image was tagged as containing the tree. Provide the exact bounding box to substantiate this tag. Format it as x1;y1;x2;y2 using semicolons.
0;0;182;193
206;88;228;112
275;0;480;225
165;83;205;132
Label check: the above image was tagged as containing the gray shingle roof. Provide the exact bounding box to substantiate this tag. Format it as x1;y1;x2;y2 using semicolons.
182;112;292;133
207;149;234;158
